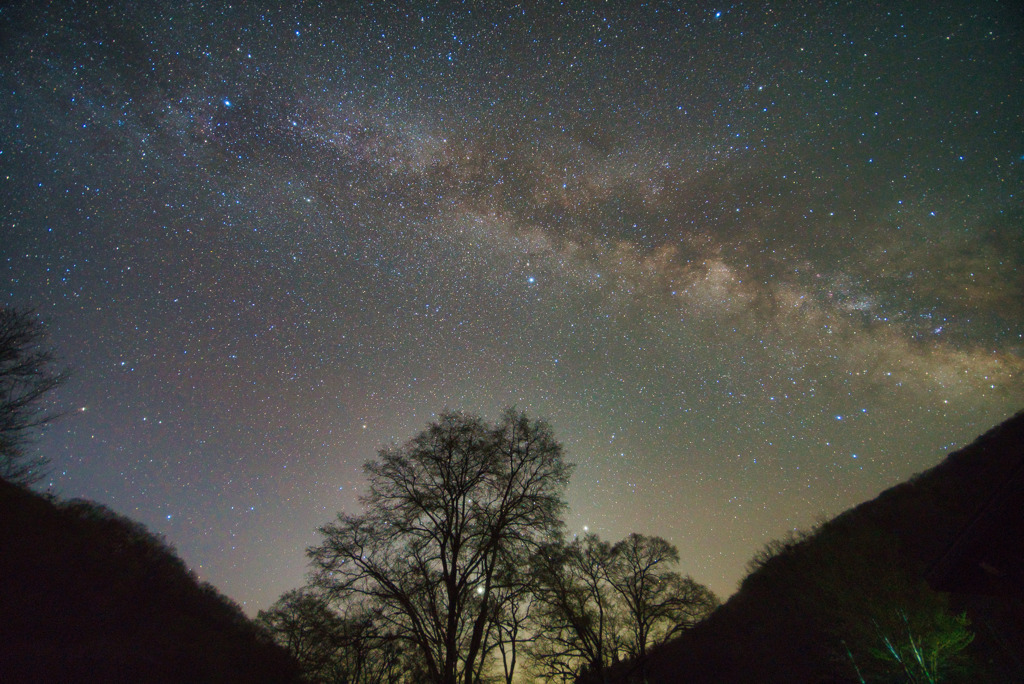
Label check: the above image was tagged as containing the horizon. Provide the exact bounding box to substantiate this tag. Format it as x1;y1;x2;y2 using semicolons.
3;1;1022;613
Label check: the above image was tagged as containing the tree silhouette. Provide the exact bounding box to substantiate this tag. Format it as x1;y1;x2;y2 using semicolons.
528;532;718;682
308;409;572;684
258;589;410;683
529;533;622;682
257;589;345;680
485;556;537;684
0;307;67;485
609;533;719;672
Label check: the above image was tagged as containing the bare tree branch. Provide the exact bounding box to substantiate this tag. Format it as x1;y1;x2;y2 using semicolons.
308;409;571;684
0;307;68;485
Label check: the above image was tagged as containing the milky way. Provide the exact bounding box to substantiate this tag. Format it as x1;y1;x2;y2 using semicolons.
3;1;1022;611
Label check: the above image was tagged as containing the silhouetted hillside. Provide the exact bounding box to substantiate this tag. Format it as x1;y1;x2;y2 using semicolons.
599;410;1024;683
0;479;300;683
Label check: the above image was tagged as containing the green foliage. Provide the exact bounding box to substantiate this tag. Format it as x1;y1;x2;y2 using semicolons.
866;609;974;684
734;521;979;683
570;413;1024;683
807;526;978;683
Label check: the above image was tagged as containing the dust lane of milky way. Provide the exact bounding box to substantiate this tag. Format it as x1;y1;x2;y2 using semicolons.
2;1;1022;611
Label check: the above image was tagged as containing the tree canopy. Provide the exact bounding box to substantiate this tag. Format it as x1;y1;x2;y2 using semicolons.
308;409;573;684
529;532;719;682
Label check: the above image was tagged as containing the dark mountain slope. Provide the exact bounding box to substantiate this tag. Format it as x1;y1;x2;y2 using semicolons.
0;479;300;683
605;410;1024;683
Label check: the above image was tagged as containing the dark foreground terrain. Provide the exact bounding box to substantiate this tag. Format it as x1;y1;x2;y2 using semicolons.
0;479;300;683
597;411;1024;683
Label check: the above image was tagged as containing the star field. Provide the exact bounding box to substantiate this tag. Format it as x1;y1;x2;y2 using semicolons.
2;1;1022;611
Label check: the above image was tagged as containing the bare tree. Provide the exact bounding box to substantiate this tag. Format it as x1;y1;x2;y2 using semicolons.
257;589;410;683
0;307;67;485
529;533;718;682
257;589;344;681
528;534;622;683
608;534;719;678
308;409;572;684
486;557;536;684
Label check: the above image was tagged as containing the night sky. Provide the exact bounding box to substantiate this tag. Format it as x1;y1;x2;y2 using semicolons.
3;1;1022;613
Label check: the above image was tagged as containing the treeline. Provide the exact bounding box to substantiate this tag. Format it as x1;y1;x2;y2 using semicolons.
616;519;979;684
0;306;716;682
0;477;300;683
602;410;1024;684
0;307;298;681
3;305;1018;681
258;410;718;684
